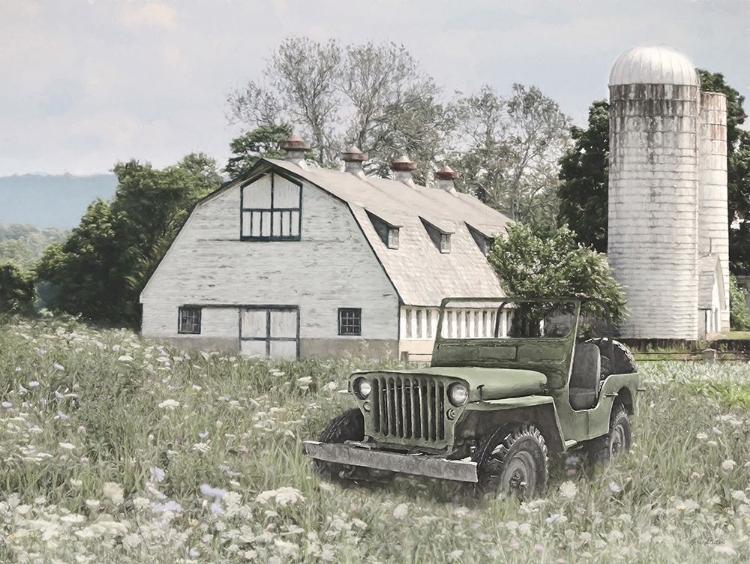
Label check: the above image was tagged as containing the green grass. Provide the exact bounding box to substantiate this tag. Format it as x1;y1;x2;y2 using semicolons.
1;316;750;563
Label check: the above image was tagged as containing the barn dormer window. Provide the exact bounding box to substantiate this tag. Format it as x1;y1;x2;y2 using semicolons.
466;223;493;256
420;217;453;254
241;172;302;241
366;210;401;250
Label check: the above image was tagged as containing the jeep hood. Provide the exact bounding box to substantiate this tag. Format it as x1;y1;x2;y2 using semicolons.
362;367;547;400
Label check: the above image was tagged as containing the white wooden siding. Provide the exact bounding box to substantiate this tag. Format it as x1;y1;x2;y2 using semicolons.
141;173;399;342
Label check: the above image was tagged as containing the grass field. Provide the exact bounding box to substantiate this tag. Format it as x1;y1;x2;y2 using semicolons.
1;316;750;563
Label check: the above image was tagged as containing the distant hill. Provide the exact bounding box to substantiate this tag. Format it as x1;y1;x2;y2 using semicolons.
0;173;118;230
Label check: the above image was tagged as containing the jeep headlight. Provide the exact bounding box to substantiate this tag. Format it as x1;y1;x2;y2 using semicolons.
354;377;371;399
448;383;469;407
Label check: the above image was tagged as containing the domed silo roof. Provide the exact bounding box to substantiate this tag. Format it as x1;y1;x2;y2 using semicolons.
609;45;699;86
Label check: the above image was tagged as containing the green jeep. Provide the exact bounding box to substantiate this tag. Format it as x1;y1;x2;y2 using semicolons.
303;297;640;498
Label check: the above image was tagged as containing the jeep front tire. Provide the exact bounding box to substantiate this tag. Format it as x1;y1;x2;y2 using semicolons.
475;424;549;500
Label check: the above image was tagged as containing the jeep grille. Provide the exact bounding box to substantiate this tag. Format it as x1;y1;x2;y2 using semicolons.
372;375;445;443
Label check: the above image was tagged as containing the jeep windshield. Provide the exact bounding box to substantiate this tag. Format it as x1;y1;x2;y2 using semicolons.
436;298;579;341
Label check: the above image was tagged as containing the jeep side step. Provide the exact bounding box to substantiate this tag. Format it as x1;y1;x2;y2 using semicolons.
303;441;478;483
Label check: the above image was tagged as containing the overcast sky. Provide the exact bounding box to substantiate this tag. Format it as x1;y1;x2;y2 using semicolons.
1;0;749;176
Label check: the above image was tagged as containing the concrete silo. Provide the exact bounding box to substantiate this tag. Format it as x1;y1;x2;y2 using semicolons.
607;45;730;339
698;91;729;331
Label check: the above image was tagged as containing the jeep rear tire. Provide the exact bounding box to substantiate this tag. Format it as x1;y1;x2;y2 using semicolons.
475;424;548;500
587;404;632;465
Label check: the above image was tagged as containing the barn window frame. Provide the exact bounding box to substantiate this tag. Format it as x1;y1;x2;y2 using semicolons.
240;172;303;241
338;308;362;336
178;307;202;334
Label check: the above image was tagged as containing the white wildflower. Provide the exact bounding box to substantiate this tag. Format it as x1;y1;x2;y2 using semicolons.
150;466;166;483
151;500;182;513
118;355;133;362
198;431;209;439
732;490;747;502
53;362;64;371
696;432;708;440
200;484;228;500
133;497;150;510
559;481;578;499
28;381;39;388
714;545;736;555
192;442;210;453
274;487;304;506
158;399;179;409
192;384;202;392
85;499;100;509
722;459;737;472
319;482;335;493
70;479;83;488
393;503;409;519
123;533;142;549
59;442;76;450
608;481;621;494
712;426;723;435
61;513;86;524
1;402;12;409
102;482;124;505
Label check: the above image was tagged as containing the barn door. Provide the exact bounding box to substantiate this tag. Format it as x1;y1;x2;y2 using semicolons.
240;307;299;360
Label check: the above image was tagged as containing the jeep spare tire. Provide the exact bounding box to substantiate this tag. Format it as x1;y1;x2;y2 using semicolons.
585;338;637;377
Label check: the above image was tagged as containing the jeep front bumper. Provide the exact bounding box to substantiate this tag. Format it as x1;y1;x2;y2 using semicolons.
302;441;478;483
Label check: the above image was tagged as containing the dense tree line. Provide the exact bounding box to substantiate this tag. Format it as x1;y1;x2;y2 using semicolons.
34;154;222;326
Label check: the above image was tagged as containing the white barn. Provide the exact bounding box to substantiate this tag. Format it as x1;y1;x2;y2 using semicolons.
140;138;510;360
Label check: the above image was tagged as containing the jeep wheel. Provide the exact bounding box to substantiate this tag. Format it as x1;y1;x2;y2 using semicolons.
588;404;632;464
475;424;548;500
313;409;365;482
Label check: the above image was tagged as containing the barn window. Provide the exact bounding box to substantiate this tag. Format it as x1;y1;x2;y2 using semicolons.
178;307;201;334
366;210;401;250
420;217;453;254
338;308;362;336
241;173;302;241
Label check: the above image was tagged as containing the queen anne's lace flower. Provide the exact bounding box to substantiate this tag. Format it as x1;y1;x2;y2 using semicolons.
559;481;578;499
102;482;124;505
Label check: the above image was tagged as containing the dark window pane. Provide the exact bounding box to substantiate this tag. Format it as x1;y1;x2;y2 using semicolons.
338;308;362;336
178;307;201;334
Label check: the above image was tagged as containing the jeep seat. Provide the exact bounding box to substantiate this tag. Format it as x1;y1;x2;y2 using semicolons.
569;343;601;410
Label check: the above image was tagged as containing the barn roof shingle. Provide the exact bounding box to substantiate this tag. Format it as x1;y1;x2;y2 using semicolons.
256;158;511;306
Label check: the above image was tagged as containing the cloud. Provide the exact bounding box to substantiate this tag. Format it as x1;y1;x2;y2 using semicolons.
120;4;178;31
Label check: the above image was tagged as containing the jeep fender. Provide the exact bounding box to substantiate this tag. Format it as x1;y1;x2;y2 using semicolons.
454;396;566;454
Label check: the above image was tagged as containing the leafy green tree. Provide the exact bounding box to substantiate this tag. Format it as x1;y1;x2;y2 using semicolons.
557;101;609;253
452;84;571;229
0;263;35;314
729;274;750;330
225;124;293;179
36;154;222;326
557;72;750;273
488;223;627;324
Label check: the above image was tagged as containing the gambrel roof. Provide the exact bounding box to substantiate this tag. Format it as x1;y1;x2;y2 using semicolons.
234;158;510;306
